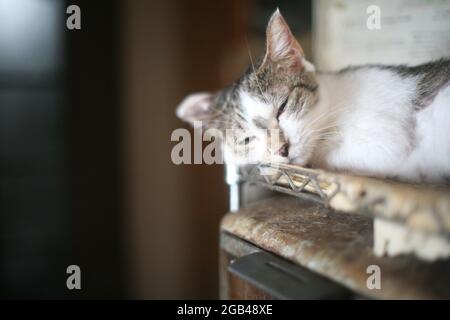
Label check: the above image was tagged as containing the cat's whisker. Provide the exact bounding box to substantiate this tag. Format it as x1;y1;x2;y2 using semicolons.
305;106;351;128
309;129;341;137
301;126;341;141
305;124;340;134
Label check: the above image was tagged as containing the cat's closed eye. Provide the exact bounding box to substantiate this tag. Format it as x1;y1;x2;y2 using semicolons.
238;136;256;145
276;98;288;120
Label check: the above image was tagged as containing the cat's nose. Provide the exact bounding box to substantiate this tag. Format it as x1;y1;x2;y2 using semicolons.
277;143;289;157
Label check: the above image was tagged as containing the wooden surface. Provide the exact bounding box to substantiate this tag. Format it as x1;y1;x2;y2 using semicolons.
220;195;450;299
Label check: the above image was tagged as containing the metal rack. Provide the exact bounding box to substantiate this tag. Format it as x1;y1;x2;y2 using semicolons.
225;162;450;261
226;162;341;211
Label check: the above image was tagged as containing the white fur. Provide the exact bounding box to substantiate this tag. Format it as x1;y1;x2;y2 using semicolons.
395;85;450;182
240;90;273;120
284;67;450;183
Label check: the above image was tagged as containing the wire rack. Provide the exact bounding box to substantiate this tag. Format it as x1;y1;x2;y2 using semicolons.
230;162;450;260
238;163;341;206
231;162;450;237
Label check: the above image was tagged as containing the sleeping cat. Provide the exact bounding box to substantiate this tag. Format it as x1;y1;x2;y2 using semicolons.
176;9;450;183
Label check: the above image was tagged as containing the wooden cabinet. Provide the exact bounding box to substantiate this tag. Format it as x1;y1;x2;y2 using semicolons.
220;195;450;299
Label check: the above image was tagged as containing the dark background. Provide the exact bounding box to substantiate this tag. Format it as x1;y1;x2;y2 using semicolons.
0;0;312;299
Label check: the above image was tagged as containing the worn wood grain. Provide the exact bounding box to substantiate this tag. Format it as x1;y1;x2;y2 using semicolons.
221;195;450;299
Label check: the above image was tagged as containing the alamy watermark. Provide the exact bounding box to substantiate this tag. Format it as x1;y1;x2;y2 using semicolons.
366;5;381;30
171;121;285;165
66;265;81;290
66;5;81;30
366;264;381;290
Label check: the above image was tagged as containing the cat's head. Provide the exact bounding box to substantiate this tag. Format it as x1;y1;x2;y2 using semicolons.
176;9;319;166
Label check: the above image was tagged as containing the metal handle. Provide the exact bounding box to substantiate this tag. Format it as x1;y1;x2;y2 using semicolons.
229;252;351;299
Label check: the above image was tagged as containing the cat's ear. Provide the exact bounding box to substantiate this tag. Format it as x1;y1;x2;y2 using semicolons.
176;92;215;125
263;9;304;71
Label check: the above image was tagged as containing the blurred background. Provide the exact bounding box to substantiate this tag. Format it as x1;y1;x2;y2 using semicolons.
3;0;448;300
0;0;312;299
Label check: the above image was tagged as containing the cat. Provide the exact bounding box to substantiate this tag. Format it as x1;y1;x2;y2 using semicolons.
176;9;450;184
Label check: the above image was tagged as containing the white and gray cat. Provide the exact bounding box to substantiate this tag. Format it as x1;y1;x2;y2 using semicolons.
177;9;450;183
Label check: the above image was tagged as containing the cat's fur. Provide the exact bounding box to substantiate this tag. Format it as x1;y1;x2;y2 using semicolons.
177;9;450;183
